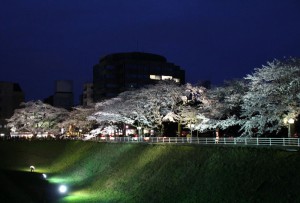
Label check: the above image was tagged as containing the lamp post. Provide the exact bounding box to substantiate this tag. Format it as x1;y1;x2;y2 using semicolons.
125;125;128;136
137;126;142;137
188;124;195;137
288;118;295;138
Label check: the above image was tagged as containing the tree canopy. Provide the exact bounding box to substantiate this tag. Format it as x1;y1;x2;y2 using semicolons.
6;58;300;138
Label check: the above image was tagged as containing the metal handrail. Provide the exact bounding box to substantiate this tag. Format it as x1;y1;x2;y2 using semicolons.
87;136;300;148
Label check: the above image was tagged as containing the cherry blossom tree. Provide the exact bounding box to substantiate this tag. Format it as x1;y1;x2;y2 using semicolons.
240;58;300;137
122;81;185;135
88;98;135;136
6;100;68;135
201;80;246;129
90;81;185;136
57;104;97;136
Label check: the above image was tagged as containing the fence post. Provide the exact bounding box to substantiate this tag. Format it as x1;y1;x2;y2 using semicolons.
176;137;177;143
234;138;236;145
245;138;247;145
169;137;170;143
269;138;271;146
257;137;259;146
283;138;285;146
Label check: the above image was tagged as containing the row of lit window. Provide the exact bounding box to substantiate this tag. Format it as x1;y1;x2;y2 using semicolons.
150;75;180;83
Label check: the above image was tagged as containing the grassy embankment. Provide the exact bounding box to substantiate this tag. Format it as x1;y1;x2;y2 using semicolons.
0;140;300;202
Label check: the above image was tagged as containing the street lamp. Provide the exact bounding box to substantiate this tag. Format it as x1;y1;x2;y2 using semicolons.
137;126;142;137
125;125;128;136
288;118;295;138
187;124;195;137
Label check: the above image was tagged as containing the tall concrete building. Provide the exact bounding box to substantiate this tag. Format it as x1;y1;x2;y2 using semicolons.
53;80;74;109
93;52;185;101
0;82;25;135
45;80;74;110
81;82;93;106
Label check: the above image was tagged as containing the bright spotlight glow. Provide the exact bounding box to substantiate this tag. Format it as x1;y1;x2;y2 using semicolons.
59;185;68;194
42;173;47;179
288;118;295;124
30;165;35;172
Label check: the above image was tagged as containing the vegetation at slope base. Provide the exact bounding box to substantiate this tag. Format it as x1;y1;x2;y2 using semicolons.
0;140;300;203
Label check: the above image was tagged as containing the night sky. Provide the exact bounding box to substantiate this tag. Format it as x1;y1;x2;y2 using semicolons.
1;0;300;104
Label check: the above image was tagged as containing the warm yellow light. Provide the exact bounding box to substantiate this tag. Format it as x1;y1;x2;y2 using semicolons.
150;75;161;80
162;75;173;80
288;118;295;124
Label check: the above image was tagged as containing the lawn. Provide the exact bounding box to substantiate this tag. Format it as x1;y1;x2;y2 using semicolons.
0;140;300;202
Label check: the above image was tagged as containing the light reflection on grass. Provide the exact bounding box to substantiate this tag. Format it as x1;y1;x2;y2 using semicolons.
0;141;169;202
48;176;75;184
86;144;167;201
60;190;118;203
48;142;94;173
50;143;144;202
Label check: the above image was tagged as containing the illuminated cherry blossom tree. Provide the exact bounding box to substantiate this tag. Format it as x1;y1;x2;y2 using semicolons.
7;100;68;135
240;58;300;136
197;79;247;133
90;81;185;136
57;104;97;136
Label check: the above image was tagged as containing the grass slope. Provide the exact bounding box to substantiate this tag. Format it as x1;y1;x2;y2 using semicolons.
0;140;300;202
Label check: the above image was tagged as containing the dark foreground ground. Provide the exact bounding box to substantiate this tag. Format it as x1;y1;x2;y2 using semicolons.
0;170;62;203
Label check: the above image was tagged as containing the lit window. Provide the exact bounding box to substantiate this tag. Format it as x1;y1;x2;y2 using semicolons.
162;75;173;80
150;75;161;80
173;78;180;83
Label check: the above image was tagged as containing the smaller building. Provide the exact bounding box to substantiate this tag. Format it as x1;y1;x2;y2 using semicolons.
81;83;93;106
44;80;74;110
0;81;25;135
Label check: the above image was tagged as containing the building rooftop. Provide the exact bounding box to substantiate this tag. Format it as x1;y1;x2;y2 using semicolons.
99;52;167;63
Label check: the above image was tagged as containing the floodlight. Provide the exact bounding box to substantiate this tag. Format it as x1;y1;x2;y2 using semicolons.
58;185;68;194
30;165;35;172
42;173;47;179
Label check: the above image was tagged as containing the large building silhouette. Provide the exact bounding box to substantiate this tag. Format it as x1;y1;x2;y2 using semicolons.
0;82;24;135
93;52;185;101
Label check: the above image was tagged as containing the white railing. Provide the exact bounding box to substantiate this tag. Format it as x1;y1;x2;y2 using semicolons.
87;136;300;148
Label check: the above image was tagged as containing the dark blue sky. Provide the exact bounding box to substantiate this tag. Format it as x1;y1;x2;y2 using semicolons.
1;0;300;104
